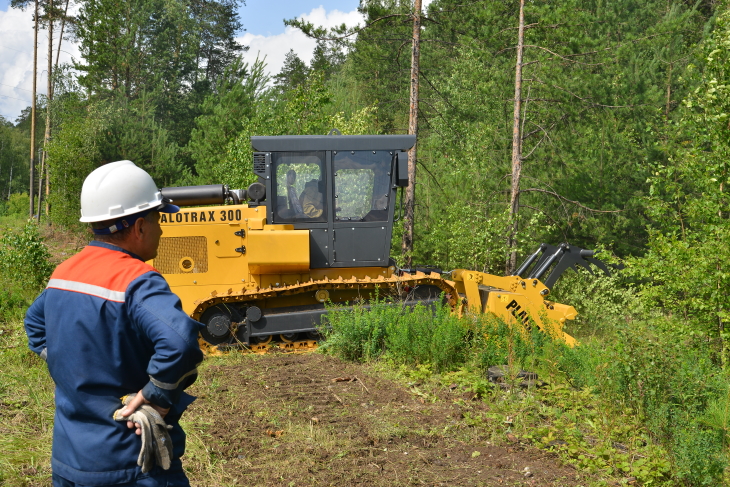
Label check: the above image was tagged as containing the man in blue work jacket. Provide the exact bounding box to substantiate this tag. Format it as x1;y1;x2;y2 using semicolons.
25;160;204;486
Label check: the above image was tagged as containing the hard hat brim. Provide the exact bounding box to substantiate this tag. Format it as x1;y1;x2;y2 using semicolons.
159;203;179;214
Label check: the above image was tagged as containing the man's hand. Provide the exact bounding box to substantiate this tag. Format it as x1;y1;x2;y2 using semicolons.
120;390;170;436
113;392;174;472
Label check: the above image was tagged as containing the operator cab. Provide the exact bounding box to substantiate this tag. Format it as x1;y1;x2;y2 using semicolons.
250;135;413;269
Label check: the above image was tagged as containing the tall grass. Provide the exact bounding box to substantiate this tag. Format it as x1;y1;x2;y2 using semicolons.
0;220;56;485
320;286;730;486
320;295;551;374
558;320;728;485
0;324;55;485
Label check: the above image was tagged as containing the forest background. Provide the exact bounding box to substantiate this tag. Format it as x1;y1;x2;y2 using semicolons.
3;0;730;484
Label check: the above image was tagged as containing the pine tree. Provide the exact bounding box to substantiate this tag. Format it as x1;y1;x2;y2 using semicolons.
274;50;310;93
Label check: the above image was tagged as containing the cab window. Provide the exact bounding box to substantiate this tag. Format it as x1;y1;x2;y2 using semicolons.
273;151;327;223
334;150;391;222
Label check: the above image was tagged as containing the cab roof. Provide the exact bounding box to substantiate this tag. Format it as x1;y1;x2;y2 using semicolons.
250;134;416;152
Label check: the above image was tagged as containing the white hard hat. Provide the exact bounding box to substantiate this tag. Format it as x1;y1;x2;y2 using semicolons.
80;160;179;223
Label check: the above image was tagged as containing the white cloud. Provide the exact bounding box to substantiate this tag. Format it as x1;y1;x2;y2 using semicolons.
239;6;363;78
0;6;81;123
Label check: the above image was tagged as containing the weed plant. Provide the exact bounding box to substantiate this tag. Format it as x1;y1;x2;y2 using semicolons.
0;221;54;329
320;296;468;372
0;222;54;294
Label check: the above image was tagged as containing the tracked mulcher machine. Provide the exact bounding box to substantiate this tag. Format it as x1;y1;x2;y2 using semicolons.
153;134;609;350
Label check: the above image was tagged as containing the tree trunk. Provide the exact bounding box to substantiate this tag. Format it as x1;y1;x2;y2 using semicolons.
37;150;45;220
506;0;526;275
665;61;673;118
8;162;13;199
41;0;53;222
401;0;422;267
30;0;39;218
54;0;70;68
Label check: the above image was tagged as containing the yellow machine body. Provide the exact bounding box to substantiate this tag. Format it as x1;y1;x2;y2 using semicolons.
151;205;394;316
151;204;578;349
150;135;597;349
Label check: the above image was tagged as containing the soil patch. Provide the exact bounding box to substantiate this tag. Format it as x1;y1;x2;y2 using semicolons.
185;352;593;486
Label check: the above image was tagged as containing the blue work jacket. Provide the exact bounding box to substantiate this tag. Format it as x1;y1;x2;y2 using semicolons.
24;241;204;485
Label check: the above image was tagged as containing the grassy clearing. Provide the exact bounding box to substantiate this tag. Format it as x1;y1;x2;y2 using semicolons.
0;311;693;486
2;219;730;485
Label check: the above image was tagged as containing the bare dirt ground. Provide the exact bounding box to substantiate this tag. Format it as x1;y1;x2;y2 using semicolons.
185;352;596;487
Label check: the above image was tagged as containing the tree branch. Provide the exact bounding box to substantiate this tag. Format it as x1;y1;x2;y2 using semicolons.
285;13;411;42
520;188;623;213
524;44;605;66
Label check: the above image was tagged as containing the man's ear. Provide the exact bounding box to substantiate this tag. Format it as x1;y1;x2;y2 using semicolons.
134;216;146;236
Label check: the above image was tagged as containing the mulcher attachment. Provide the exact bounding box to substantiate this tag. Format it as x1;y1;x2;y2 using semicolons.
514;243;611;289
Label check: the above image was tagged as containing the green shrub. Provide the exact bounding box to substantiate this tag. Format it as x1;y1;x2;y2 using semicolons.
6;193;30;218
671;426;726;486
321;296;469;372
549;266;639;340
471;315;552;373
384;301;468;372
321;294;553;374
0;222;54;292
320;297;388;363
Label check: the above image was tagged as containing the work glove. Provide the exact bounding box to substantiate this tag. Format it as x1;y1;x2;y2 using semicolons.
113;393;173;473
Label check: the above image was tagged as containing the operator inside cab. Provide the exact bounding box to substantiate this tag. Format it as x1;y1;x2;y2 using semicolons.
300;179;324;218
284;170;324;218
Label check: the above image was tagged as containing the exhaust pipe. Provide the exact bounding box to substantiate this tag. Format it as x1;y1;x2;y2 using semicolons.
161;185;246;207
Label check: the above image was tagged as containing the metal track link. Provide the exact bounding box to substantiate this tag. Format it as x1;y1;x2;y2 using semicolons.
191;271;458;355
199;338;320;356
190;271;459;323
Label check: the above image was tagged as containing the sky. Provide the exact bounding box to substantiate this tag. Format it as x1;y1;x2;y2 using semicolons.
0;0;365;122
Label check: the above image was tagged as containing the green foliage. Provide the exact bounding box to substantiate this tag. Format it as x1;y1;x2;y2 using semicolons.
218;71;379;189
321;295;552;374
74;0;243;99
473;317;551;374
558;319;729;485
414;0;711;263
0;223;54;293
6;193;29;218
274;50;310;93
47;88;188;227
46;99;109;228
632;7;730;361
0;121;31;199
550;266;640;339
189;58;270;184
